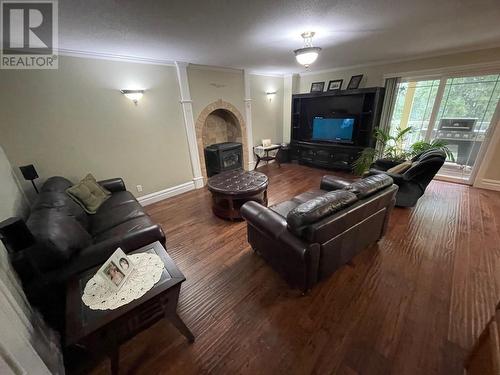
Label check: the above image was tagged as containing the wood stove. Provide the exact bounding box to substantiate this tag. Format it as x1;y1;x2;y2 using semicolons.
204;142;243;177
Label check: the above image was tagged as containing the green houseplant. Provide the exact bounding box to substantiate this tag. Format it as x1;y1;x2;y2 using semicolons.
353;126;454;176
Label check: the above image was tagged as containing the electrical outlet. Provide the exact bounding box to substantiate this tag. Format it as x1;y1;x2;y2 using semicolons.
136;185;143;192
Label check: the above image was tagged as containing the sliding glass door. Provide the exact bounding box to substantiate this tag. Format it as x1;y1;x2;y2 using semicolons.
389;73;500;184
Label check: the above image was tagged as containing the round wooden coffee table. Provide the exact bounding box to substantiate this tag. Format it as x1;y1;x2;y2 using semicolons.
207;169;269;220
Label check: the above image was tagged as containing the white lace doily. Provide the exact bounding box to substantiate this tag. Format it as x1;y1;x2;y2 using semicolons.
82;252;166;310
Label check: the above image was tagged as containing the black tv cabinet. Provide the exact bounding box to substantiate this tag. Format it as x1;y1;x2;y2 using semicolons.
290;87;385;171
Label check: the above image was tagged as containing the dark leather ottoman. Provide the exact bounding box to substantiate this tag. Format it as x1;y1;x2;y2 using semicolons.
207;169;268;220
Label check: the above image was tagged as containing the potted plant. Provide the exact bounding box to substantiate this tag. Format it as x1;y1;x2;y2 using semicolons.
353;127;454;176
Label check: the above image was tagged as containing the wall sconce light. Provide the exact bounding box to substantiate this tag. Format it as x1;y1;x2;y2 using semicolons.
121;89;144;105
266;91;277;102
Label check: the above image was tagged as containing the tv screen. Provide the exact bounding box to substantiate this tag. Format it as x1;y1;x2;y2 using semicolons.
312;117;355;142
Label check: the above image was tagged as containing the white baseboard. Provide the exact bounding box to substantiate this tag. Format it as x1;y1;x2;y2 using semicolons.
475;178;500;191
193;176;204;189
137;181;195;206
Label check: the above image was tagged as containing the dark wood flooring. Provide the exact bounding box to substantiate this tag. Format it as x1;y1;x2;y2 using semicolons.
90;163;500;375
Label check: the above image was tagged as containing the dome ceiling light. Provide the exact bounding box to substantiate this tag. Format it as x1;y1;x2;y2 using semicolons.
294;31;321;68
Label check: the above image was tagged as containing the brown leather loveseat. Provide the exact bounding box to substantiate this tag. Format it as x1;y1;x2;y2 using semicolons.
240;174;398;292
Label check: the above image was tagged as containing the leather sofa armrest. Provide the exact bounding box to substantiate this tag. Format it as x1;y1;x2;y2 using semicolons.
63;223;166;278
320;175;352;191
98;178;126;193
241;201;320;291
241;201;288;239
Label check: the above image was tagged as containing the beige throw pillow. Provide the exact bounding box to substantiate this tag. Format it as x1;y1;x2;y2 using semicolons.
387;161;412;174
66;174;111;214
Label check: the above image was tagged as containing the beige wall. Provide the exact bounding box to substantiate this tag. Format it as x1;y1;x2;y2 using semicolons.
0;55;193;197
187;66;245;123
299;47;500;92
249;74;284;145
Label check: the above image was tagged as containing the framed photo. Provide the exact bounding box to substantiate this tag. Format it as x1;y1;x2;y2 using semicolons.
327;79;343;91
347;75;363;90
262;139;272;147
97;248;134;291
310;81;325;93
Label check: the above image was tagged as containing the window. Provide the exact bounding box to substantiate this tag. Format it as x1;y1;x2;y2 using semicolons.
388;73;500;183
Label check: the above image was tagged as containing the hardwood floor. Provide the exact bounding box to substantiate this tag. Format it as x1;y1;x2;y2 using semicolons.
90;163;500;375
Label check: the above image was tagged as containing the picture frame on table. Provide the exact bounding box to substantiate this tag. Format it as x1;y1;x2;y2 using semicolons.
346;74;363;90
327;79;343;91
262;139;272;147
97;248;134;291
310;81;325;93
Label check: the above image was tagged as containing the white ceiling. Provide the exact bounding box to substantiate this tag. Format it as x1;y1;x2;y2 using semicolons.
59;0;500;74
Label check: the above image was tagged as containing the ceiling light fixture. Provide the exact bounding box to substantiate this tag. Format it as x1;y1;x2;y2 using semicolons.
294;32;321;68
121;89;144;105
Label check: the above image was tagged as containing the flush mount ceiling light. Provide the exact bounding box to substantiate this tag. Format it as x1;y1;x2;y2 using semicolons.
294;31;321;68
121;89;144;105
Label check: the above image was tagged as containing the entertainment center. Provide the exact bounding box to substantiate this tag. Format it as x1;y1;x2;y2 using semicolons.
290;87;385;170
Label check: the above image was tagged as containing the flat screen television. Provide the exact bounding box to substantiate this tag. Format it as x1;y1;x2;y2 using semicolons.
311;116;355;143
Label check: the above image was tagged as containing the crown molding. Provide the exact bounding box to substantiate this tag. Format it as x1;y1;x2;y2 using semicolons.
299;44;500;77
188;64;243;74
57;48;176;66
247;71;285;78
383;61;500;80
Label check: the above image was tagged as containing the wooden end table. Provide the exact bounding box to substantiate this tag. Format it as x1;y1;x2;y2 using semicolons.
254;144;282;170
65;241;194;374
207;169;269;221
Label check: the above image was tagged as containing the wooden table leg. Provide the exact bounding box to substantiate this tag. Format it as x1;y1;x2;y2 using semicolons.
160;292;195;343
254;154;261;170
110;348;120;375
169;312;195;343
228;197;235;221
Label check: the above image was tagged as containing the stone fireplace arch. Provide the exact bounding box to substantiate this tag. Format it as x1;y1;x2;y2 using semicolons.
195;99;248;179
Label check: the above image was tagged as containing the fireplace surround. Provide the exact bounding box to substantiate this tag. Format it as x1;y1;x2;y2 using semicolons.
195;99;248;180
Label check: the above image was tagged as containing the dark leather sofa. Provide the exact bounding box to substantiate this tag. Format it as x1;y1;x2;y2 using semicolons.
366;149;446;207
240;174;398;292
10;176;165;328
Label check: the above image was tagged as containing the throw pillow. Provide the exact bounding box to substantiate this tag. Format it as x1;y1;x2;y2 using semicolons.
66;174;111;214
387;161;412;174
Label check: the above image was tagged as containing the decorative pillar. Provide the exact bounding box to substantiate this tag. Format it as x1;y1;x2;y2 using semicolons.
283;73;300;143
175;61;204;188
243;70;255;170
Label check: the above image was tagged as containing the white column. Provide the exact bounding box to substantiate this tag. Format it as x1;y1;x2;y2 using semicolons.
175;61;204;188
282;73;300;143
243;70;255;170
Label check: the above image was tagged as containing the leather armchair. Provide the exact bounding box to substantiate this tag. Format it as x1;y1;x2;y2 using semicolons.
241;174;398;292
366;149;446;207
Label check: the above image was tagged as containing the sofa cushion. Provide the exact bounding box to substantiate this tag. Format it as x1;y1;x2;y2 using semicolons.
270;200;300;218
27;209;92;271
344;174;393;199
92;216;157;243
90;200;146;235
40;176;73;193
66;174;111;214
291;189;325;204
97;191;137;210
286;190;358;235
